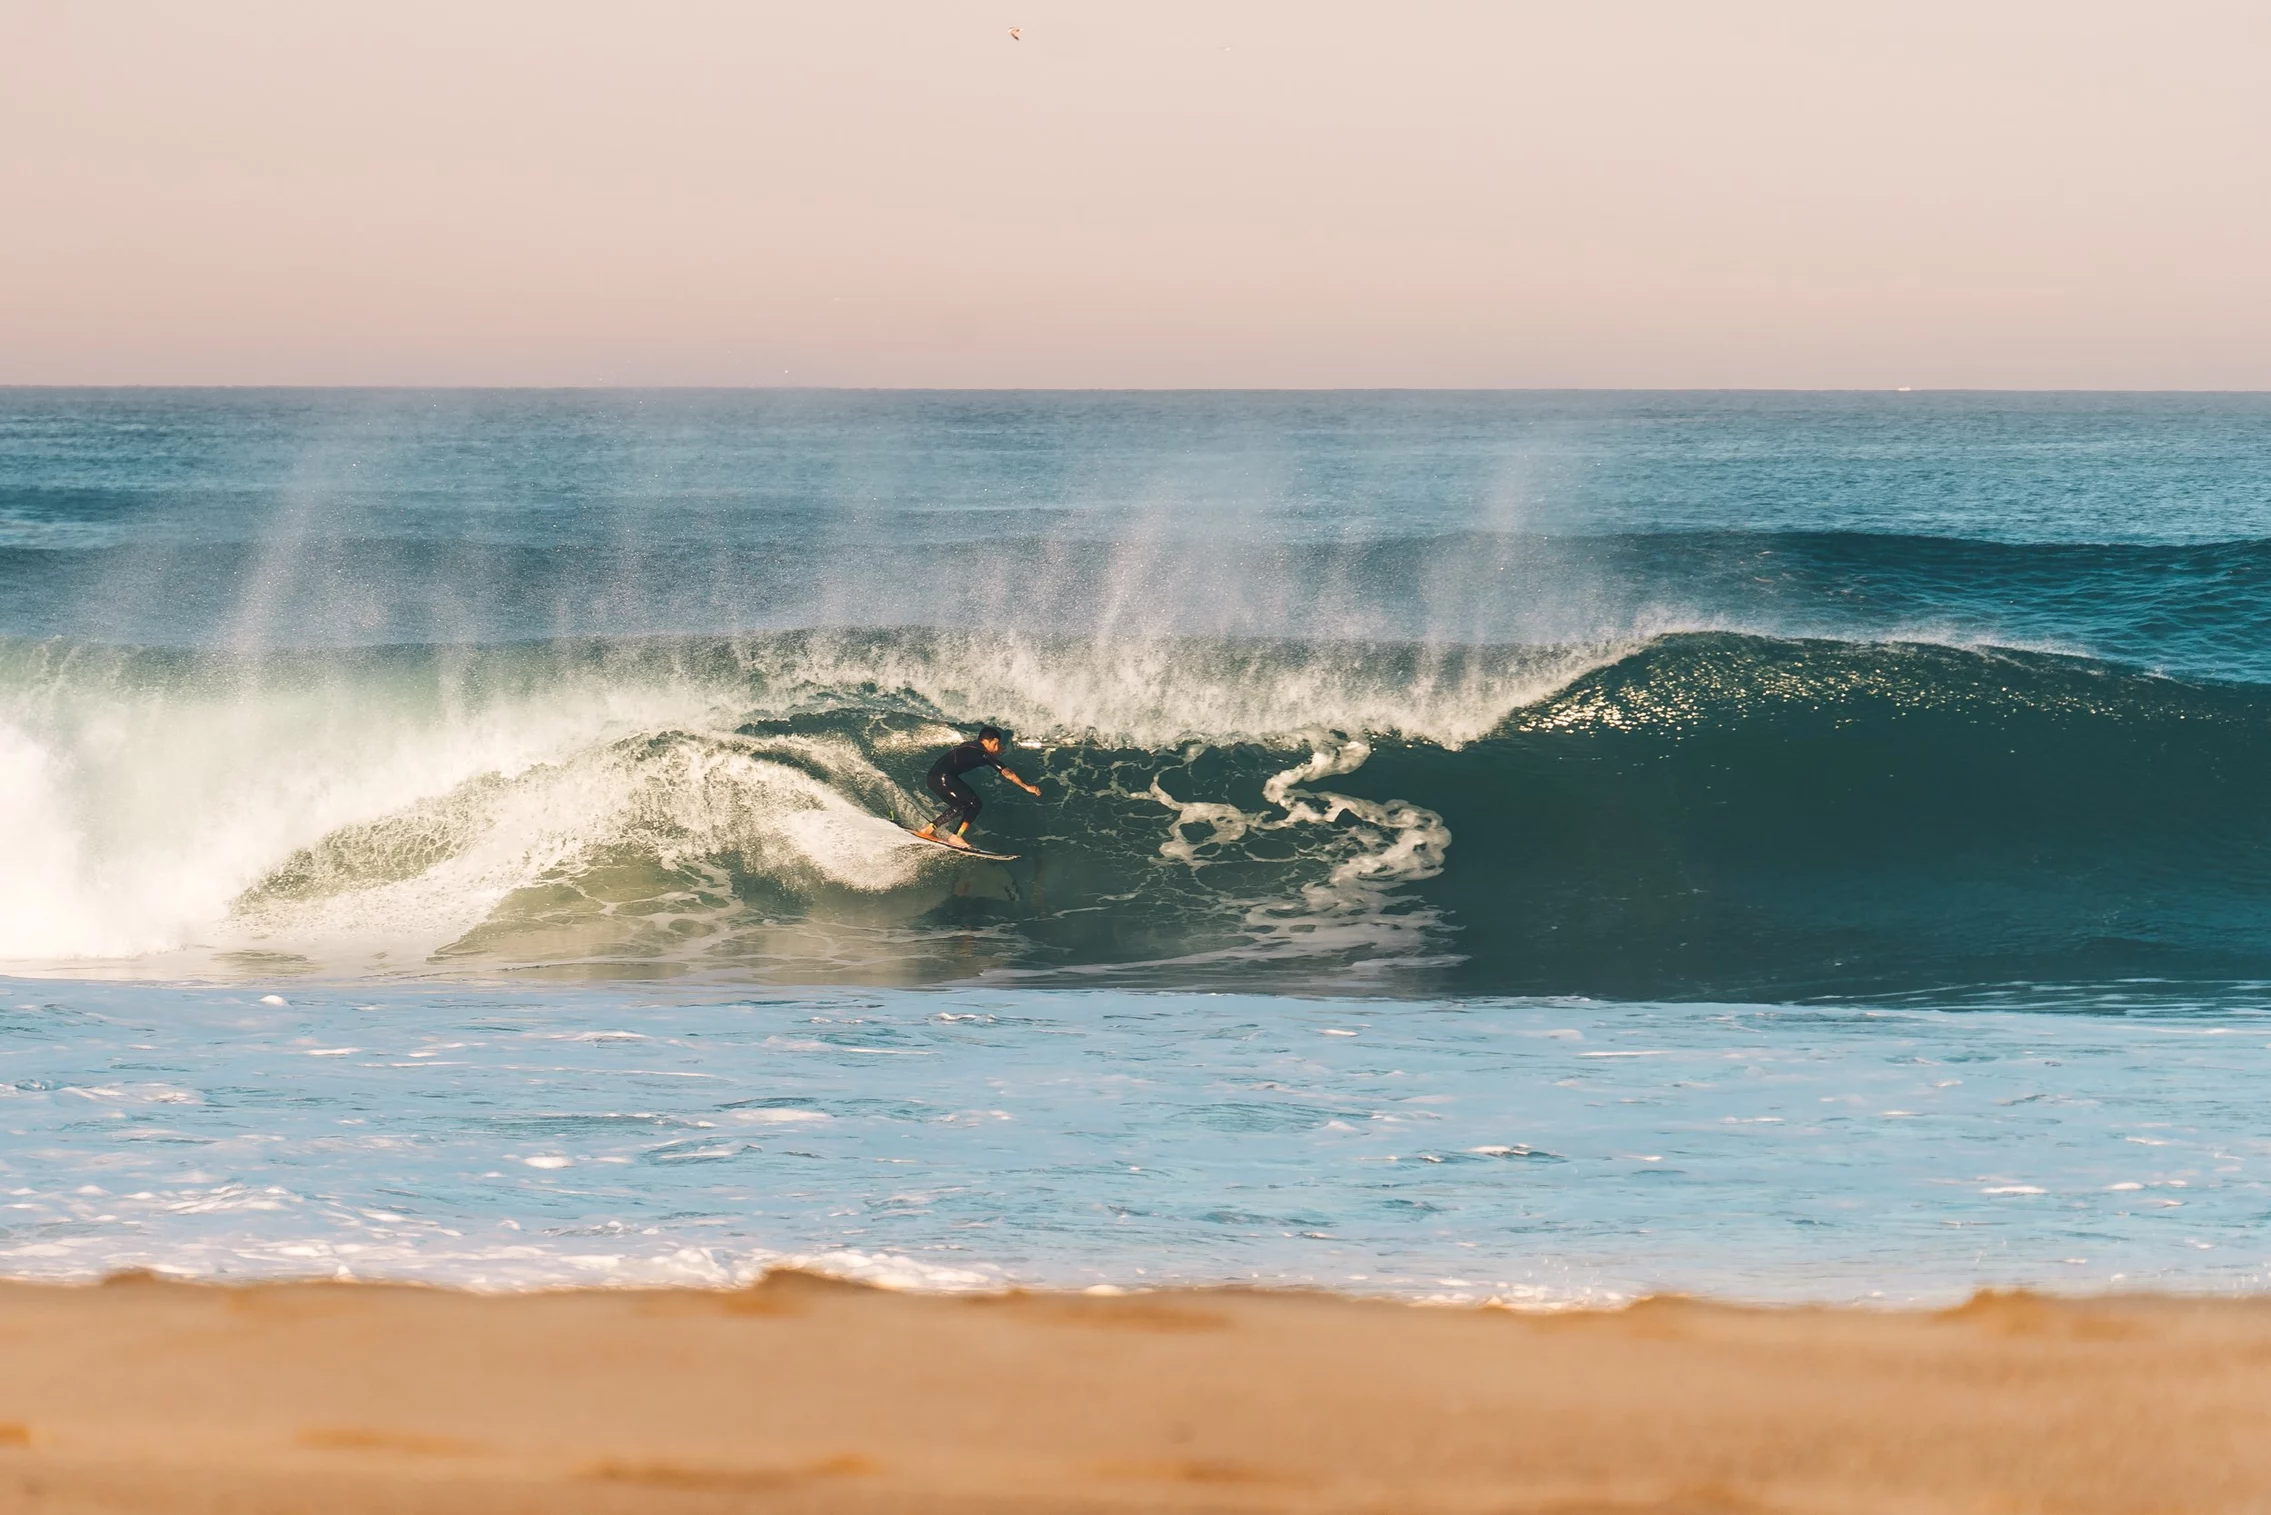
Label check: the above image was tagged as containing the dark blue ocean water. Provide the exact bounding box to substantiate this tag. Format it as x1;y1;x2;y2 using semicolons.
2;390;2267;1300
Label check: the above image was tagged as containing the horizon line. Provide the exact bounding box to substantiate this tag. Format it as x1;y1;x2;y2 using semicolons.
5;384;2269;397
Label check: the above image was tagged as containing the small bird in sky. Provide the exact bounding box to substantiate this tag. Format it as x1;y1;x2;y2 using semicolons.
1008;26;1021;40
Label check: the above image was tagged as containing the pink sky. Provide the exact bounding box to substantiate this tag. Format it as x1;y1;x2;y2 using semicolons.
4;0;2267;387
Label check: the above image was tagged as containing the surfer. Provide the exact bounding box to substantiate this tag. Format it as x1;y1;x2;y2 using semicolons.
916;726;1040;850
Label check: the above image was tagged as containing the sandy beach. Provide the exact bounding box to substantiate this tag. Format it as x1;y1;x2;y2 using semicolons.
0;1272;2264;1513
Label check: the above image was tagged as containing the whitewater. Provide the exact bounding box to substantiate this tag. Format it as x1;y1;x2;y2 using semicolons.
2;389;2267;1302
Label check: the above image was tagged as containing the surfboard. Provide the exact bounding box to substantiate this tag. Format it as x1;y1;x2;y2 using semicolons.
897;826;1019;861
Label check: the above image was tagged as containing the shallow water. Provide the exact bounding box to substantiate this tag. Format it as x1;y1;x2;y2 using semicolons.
3;390;2267;1298
4;980;2266;1304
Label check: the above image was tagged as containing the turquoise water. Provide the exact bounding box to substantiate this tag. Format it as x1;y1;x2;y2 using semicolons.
2;390;2268;1301
6;983;2266;1303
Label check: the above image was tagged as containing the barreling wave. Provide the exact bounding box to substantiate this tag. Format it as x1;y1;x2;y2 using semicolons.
3;628;2268;998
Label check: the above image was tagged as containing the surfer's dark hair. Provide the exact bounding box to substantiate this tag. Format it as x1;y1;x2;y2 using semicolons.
979;725;1004;744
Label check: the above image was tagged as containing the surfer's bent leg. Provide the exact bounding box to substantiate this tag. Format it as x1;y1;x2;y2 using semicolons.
926;771;980;833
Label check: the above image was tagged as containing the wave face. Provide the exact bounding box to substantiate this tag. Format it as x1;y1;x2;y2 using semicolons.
5;628;2268;998
1392;633;2271;997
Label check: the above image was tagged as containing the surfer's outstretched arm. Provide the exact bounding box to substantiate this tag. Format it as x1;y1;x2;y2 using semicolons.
998;765;1041;797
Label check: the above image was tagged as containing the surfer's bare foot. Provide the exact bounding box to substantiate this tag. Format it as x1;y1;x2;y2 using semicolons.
914;825;936;840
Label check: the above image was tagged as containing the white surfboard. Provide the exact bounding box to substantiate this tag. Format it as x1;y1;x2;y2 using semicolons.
896;826;1019;862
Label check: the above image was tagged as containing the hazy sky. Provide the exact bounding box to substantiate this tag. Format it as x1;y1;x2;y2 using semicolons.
5;1;2267;387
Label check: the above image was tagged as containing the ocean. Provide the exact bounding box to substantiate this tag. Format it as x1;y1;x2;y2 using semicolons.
2;389;2266;1302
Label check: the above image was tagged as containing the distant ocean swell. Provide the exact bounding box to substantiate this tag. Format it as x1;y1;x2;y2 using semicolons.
6;529;2271;683
3;628;2267;997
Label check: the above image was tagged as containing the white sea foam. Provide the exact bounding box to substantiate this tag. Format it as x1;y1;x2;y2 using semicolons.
1144;730;1454;973
0;646;737;962
0;631;1591;970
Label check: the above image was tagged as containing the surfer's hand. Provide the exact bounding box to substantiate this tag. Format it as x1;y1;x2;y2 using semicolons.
1021;779;1041;796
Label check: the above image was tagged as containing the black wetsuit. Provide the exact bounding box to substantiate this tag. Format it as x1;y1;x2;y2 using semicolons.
925;739;1004;832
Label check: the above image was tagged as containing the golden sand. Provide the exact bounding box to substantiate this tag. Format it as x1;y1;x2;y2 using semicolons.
1;1271;2266;1513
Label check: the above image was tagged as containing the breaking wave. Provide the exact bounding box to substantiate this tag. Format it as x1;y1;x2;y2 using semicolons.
4;628;2268;997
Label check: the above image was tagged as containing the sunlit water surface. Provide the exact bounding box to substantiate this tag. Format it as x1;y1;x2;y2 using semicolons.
5;980;2265;1304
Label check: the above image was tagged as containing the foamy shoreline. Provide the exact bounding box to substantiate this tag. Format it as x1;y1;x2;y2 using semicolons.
3;1270;2266;1512
9;980;2265;1310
